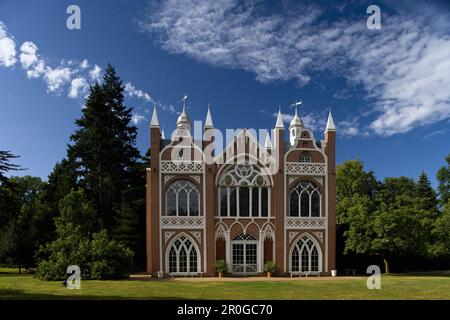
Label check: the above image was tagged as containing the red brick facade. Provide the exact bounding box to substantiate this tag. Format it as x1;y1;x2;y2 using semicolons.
146;109;336;276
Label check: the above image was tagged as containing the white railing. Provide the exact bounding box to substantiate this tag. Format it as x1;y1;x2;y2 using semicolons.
160;161;203;174
286;217;326;229
285;163;326;175
160;216;204;229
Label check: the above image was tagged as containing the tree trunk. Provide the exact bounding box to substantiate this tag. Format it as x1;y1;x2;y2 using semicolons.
383;256;390;274
18;263;21;274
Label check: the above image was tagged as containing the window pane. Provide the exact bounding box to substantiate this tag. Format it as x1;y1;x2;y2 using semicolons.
229;188;237;216
290;191;299;217
239;187;249;217
311;247;319;272
261;187;268;217
166;189;177;216
300;192;309;217
311;192;320;217
220;187;228;217
189;247;198;272
179;247;187;272
292;247;299;272
189;190;199;216
301;247;309;272
169;247;177;273
252;188;259;217
178;190;188;216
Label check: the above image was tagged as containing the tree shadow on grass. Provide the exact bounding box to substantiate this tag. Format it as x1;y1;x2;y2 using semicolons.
0;288;188;300
392;271;450;277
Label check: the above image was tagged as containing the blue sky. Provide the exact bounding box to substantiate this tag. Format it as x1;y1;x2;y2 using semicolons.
1;0;449;186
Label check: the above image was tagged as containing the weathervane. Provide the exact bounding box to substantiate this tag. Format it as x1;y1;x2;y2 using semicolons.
290;100;302;116
181;94;188;112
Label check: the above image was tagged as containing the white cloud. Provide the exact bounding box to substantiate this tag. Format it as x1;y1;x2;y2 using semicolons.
0;22;16;67
80;59;89;69
125;82;154;103
131;113;146;125
142;1;450;136
19;42;40;71
89;65;102;81
44;67;72;92
68;77;89;98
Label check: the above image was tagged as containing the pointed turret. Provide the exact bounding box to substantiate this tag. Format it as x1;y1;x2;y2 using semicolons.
325;111;336;132
150;107;159;128
289;108;304;146
205;105;213;129
275;110;284;129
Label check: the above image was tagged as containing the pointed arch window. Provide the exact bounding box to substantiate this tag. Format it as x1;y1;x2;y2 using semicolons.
289;181;321;217
165;180;200;216
167;235;199;274
290;235;321;272
300;152;311;163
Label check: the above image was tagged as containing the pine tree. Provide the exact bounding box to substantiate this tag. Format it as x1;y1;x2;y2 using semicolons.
437;153;450;207
67;65;142;259
416;171;439;214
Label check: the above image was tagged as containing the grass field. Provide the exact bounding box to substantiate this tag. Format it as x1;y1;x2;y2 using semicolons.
1;268;449;300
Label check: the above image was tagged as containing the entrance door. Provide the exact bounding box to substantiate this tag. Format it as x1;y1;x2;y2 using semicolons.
231;234;258;274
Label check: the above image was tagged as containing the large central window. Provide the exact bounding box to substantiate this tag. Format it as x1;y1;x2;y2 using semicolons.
218;164;271;217
166;180;200;216
289;181;321;217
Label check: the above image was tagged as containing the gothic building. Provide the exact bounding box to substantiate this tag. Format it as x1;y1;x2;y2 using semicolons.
146;105;336;276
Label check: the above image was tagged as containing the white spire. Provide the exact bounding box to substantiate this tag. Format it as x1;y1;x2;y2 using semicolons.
325;111;336;132
205;105;213;128
161;129;166;139
150;107;159;128
275;109;284;129
264;132;272;149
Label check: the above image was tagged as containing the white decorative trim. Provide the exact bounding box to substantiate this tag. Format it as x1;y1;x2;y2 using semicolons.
288;176;296;185
164;175;175;183
286;162;326;175
192;231;202;242
160;161;203;174
289;231;299;243
261;223;275;240
191;175;201;184
164;231;174;243
314;231;323;243
161;217;204;229
286;217;326;229
215;223;227;240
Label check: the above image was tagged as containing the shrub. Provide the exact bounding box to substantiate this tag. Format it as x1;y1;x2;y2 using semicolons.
264;260;277;273
214;260;227;273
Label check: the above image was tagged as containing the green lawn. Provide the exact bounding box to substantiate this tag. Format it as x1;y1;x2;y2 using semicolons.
1;269;449;300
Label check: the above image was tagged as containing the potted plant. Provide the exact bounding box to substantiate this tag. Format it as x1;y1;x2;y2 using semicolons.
264;261;277;278
215;260;227;278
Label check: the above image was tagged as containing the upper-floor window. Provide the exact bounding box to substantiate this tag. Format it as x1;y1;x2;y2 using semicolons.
166;180;200;216
218;163;271;217
289;181;321;217
300;152;311;163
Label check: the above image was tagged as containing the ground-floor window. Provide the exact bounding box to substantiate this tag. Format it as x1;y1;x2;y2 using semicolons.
231;234;258;274
167;235;199;274
291;234;321;272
